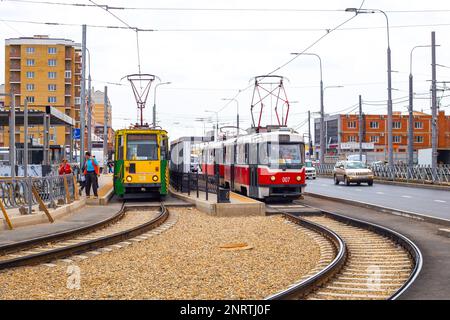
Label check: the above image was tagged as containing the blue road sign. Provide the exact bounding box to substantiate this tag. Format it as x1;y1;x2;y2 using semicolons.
73;128;81;140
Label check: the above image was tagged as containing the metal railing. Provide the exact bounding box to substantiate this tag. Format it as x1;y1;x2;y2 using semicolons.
170;169;229;203
0;174;76;210
315;163;450;185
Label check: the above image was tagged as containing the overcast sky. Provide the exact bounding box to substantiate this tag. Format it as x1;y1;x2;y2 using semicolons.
1;0;450;141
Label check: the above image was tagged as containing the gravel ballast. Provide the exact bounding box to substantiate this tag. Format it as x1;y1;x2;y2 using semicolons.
0;208;322;299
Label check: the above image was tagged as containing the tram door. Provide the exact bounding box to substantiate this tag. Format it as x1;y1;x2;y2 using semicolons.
248;143;258;198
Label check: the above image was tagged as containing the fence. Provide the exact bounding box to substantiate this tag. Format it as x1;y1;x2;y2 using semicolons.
316;164;450;185
170;170;229;203
0;174;77;211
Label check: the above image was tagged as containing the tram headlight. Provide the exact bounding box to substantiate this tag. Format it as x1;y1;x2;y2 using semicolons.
296;176;301;181
270;176;276;182
152;175;158;182
126;175;132;182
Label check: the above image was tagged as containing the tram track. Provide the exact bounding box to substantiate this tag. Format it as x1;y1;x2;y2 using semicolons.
266;204;422;300
0;203;169;270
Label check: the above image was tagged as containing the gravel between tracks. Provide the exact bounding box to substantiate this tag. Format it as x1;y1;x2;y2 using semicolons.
0;208;321;299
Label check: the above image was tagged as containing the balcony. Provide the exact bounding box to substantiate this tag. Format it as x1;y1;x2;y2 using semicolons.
9;73;21;83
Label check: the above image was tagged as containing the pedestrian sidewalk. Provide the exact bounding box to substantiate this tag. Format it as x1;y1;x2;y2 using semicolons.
0;202;123;246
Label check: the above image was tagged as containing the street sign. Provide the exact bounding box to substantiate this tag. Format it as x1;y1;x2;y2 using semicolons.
340;142;374;150
73;128;81;140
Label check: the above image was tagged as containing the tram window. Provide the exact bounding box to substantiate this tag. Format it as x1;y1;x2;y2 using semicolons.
117;135;124;160
269;143;302;168
161;135;169;160
249;143;258;165
244;143;249;164
126;134;158;161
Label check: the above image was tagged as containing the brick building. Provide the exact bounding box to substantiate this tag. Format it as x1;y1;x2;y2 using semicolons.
314;111;450;162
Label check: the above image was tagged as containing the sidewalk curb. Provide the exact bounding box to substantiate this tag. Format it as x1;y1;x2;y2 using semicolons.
1;198;87;230
304;192;450;227
318;174;450;191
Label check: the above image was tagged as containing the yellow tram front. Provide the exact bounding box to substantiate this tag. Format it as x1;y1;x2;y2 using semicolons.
113;128;169;199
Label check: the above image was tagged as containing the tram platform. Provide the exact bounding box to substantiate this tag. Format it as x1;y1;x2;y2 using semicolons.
0;174;114;230
169;188;265;216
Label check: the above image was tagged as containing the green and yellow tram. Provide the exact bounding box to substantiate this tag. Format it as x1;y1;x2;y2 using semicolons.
113;128;169;199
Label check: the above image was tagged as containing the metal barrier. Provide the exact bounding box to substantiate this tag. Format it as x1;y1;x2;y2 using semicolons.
0;174;76;210
316;163;450;185
170;170;229;203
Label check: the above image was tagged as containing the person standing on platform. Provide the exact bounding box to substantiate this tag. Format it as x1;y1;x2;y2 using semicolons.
84;152;99;199
58;158;72;175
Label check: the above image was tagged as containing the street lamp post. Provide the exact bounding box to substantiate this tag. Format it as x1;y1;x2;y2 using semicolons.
322;85;344;160
153;81;171;128
221;98;239;136
85;47;92;152
205;110;219;141
290;53;325;164
345;8;393;169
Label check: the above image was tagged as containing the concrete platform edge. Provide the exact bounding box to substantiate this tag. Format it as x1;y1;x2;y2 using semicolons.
305;191;450;227
1;198;87;230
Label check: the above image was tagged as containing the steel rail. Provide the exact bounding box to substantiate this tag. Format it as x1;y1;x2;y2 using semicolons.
266;213;347;300
266;205;422;300
0;202;126;255
0;203;168;270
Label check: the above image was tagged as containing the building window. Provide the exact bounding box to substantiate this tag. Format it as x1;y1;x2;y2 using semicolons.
26;84;35;91
414;121;423;129
74;97;81;105
48;84;57;91
369;121;379;129
393;136;401;143
26;71;35;79
48;47;57;54
26;59;35;66
26;47;35;54
370;136;379;143
26;96;35;103
393;121;401;129
48;72;57;79
48;59;57;67
65;70;72;79
414;136;424;143
348;136;357;142
48;96;57;103
348;121;356;128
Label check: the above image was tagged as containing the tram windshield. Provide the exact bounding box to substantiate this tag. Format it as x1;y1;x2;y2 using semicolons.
126;134;158;161
268;143;304;168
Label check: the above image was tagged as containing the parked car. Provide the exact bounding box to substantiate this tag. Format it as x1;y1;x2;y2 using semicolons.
333;160;374;186
305;160;317;179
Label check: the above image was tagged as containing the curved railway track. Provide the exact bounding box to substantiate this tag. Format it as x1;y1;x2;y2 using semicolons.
267;206;422;300
0;203;169;270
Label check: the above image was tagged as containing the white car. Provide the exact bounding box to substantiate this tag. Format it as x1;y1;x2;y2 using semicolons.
305;160;316;179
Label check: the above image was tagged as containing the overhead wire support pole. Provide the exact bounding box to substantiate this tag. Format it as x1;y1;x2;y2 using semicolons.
9;93;16;178
80;24;87;170
431;31;438;173
103;86;108;173
359;95;363;162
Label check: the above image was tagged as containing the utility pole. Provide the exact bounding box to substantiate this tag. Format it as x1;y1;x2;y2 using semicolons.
9;95;15;178
431;31;438;171
408;59;415;169
87;76;92;152
103;86;108;174
320;79;325;164
80;24;87;170
359;95;363;162
308;110;312;159
24;98;28;177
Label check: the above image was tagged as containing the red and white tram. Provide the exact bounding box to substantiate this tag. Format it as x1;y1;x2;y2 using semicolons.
199;127;306;201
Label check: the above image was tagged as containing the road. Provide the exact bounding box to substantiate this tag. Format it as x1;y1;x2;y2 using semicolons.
305;177;450;221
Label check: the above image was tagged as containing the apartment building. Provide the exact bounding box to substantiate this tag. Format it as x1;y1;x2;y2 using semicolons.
314;111;450;161
2;35;81;147
92;89;114;152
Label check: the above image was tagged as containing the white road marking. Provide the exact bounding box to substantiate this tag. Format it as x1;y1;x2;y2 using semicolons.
401;195;412;198
355;189;362;192
434;200;446;203
376;192;385;195
321;184;329;187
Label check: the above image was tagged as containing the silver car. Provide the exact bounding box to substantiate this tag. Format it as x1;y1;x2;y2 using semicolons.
333;160;374;186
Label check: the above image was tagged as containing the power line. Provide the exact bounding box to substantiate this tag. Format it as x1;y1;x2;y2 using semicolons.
7;1;450;14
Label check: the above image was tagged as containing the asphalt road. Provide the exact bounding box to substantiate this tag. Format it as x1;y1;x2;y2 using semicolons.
305;177;450;221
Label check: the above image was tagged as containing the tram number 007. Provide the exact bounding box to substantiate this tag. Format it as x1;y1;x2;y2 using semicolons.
281;177;290;183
